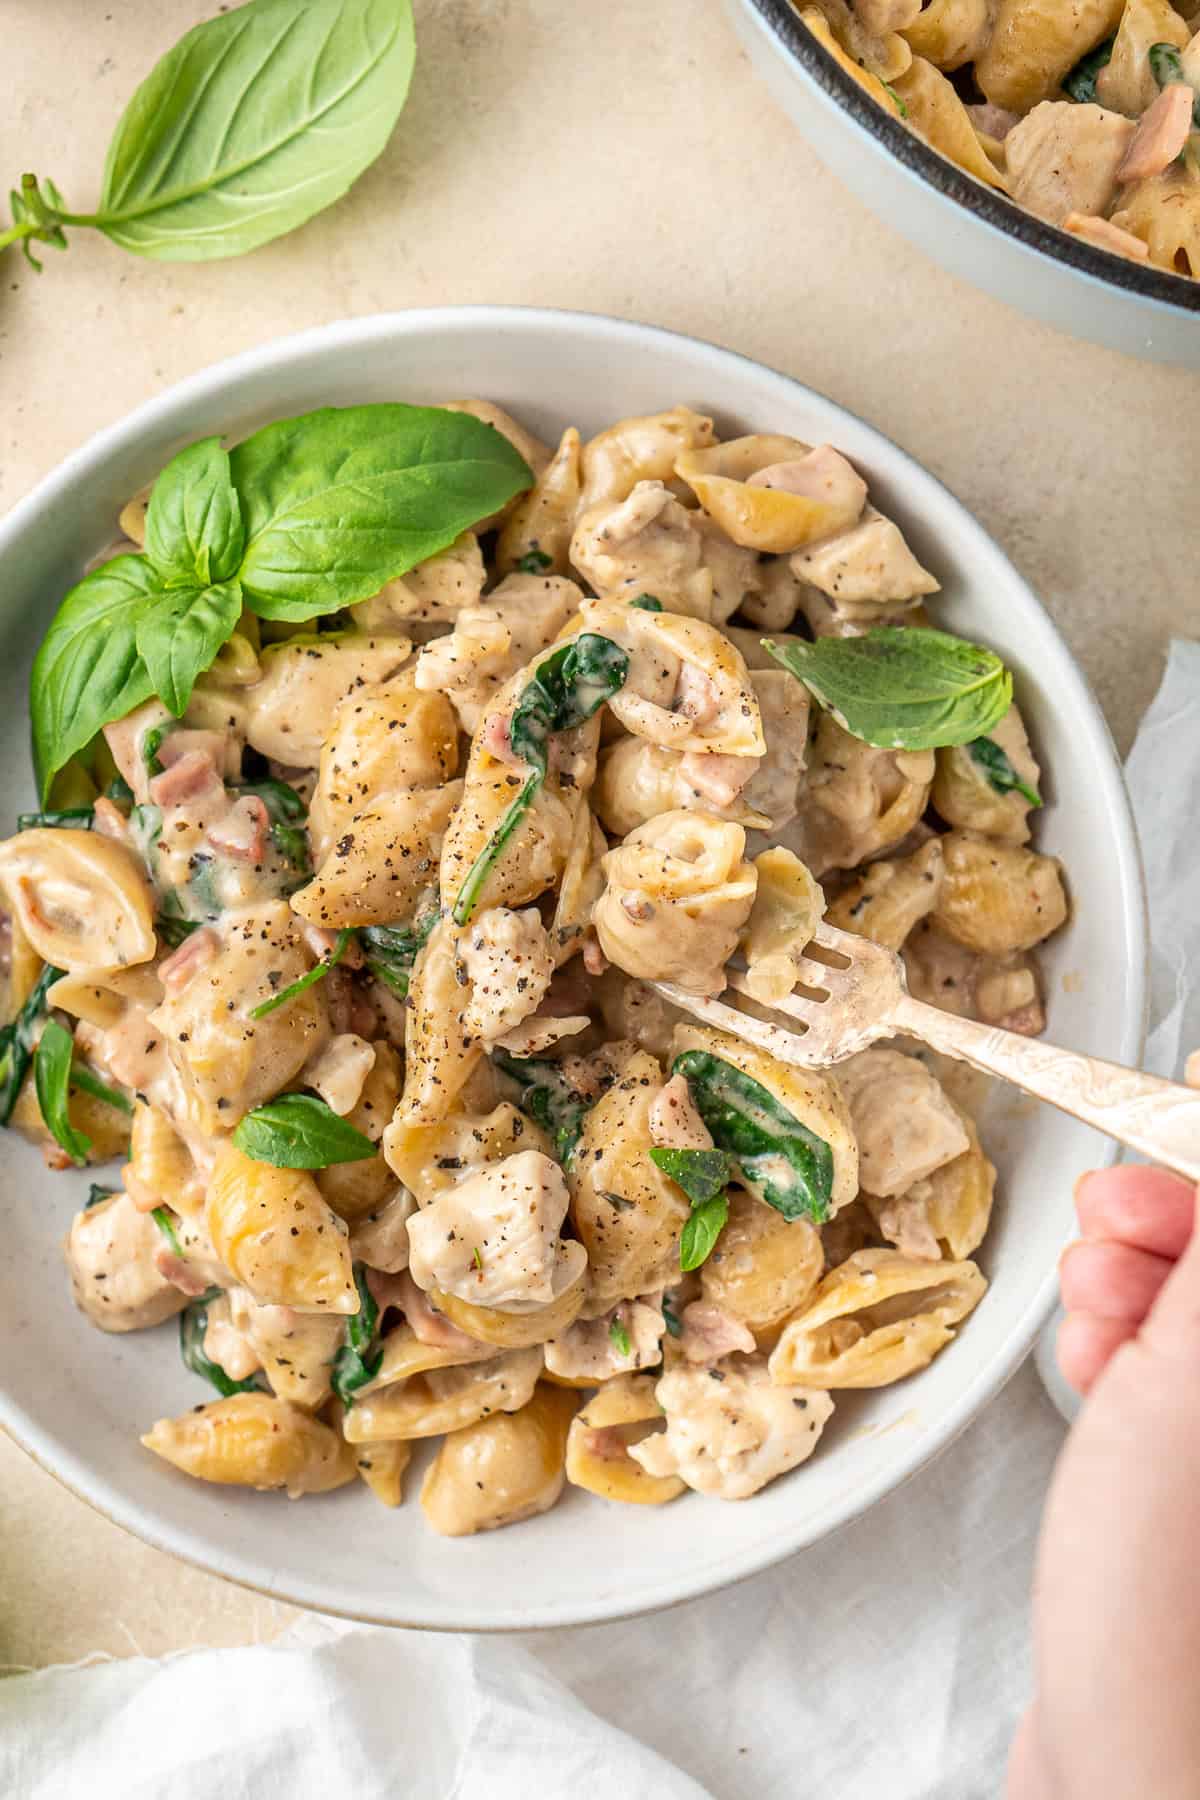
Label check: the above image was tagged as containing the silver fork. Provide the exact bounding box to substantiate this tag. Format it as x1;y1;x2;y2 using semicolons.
651;922;1200;1184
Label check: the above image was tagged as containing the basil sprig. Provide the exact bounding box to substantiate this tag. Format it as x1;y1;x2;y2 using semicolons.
1063;36;1115;103
33;1019;92;1166
452;634;629;925
764;627;1012;751
180;1287;268;1398
493;1049;594;1165
251;928;351;1020
32;404;534;800
673;1050;835;1225
0;963;61;1125
679;1196;730;1274
331;1263;384;1407
232;1093;376;1168
1148;43;1200;125
650;1147;736;1273
2;0;416;271
967;736;1042;808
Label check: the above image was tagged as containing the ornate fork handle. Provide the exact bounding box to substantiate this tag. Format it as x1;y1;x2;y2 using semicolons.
892;995;1200;1185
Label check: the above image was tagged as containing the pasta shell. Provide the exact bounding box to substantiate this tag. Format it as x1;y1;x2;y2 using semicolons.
700;1188;825;1338
308;680;459;862
142;1393;356;1497
932;831;1067;955
421;1384;578;1536
206;1145;358;1316
565;1373;685;1505
826;836;944;952
244;635;412;768
383;1102;550;1206
292;784;460;930
497;426;583;575
0;829;156;974
428;1242;589;1349
577;405;715;510
739;846;825;1004
931;705;1039;844
676;436;867;554
317;1041;402;1223
341;1347;543;1444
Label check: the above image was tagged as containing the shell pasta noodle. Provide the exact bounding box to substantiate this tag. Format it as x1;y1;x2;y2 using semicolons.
793;0;1200;276
2;393;1071;1536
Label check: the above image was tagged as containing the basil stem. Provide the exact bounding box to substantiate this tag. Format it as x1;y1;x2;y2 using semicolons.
452;634;628;925
1063;36;1115;103
34;1019;92;1166
69;1061;133;1116
17;807;93;831
673;1050;836;1224
151;1206;184;1258
251;928;351;1020
179;1288;267;1398
332;1262;383;1406
967;736;1042;808
0;963;63;1127
493;1049;593;1165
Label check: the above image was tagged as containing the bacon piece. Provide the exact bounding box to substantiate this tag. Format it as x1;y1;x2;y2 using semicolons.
149;750;223;809
679;1301;756;1364
679;750;756;808
1118;83;1194;184
481;710;524;768
675;662;720;725
159;927;218;992
154;1247;212;1298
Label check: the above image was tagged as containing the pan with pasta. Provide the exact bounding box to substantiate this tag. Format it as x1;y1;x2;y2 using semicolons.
0;395;1068;1536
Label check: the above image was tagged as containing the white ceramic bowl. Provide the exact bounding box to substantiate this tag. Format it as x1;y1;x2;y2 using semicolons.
0;308;1146;1629
726;0;1200;365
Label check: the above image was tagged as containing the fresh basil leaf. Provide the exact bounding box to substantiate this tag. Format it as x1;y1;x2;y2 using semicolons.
85;1182;119;1210
232;1092;376;1168
34;1019;92;1166
135;578;243;717
17;808;94;831
1148;42;1200;123
151;1205;184;1258
674;1050;835;1224
144;437;243;587
0;963;61;1125
1063;35;1115;102
609;1317;632;1358
30;555;159;802
679;1194;729;1273
231;404;534;620
180;1288;267;1397
70;1061;133;1116
452;634;627;925
967;735;1042;808
493;1049;592;1165
764;627;1012;751
516;548;553;574
628;593;663;611
360;900;439;998
92;0;416;262
648;1146;735;1206
250;927;351;1019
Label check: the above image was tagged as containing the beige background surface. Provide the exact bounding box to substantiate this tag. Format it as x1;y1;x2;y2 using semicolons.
1;0;1197;1672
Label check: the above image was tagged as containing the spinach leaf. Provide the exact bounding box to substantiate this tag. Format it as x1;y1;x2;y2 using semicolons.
151;1206;184;1258
30;556;159;802
493;1049;592;1165
69;1062;133;1116
34;1019;92;1166
452;634;628;925
156;914;200;949
1063;36;1115;102
3;0;417;269
673;1050;835;1224
967;735;1042;807
250;927;351;1019
144;437;243;587
648;1147;735;1206
0;963;62;1127
17;807;94;831
85;1183;118;1209
231;404;534;620
232;1092;376;1168
136;579;243;717
764;627;1012;751
662;1296;682;1337
1149;42;1200;123
332;1263;383;1406
360;898;440;998
516;548;553;574
237;778;310;872
679;1195;730;1273
628;593;662;611
609;1317;632;1358
180;1287;267;1397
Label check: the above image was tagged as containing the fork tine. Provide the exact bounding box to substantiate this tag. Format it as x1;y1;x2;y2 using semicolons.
724;970;832;1025
648;981;825;1069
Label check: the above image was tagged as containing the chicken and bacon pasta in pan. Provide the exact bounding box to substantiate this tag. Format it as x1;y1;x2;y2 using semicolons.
795;0;1200;276
1;396;1066;1534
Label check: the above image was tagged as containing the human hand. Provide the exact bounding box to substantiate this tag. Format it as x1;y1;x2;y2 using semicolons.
1008;1165;1200;1799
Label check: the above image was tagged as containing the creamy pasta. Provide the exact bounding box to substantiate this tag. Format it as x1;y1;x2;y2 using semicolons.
1;398;1069;1536
794;0;1200;277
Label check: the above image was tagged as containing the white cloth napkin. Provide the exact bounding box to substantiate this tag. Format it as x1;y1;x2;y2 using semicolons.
5;641;1200;1800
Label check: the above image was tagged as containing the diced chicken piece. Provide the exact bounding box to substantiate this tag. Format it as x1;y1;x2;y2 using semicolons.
64;1189;188;1333
348;1187;415;1273
570;482;714;620
1117;83;1194;182
648;1073;714;1150
406;1150;571;1309
679;1302;756;1364
543;1295;665;1381
413;575;581;735
203;1299;263;1383
226;1288;345;1407
629;1357;834;1499
867;1192;942;1262
835;1048;970;1197
458;907;555;1045
1004;101;1136;227
967;103;1020;141
789;506;939;604
1063;212;1150;260
302;1033;376;1117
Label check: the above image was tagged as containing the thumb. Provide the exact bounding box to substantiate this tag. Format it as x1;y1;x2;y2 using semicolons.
1137;1182;1200;1363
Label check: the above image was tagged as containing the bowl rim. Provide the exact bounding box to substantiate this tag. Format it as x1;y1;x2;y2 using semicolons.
742;0;1200;317
0;305;1150;1629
